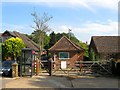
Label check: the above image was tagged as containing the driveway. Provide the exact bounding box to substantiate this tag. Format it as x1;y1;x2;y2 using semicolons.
3;75;119;88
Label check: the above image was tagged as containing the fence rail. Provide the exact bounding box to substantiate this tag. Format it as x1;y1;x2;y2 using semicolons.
39;60;113;76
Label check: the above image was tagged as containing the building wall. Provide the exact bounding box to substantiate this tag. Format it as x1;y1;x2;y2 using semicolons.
2;36;12;42
51;51;83;60
94;53;120;61
50;51;84;69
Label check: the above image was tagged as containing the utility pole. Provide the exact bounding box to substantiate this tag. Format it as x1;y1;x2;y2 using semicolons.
68;28;72;40
0;37;2;62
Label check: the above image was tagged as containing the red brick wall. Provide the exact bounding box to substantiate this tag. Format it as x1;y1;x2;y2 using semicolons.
50;51;84;69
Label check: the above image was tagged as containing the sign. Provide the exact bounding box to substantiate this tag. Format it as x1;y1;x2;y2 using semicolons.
61;61;66;69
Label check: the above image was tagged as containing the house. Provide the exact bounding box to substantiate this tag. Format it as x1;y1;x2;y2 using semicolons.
89;36;120;61
48;36;84;69
0;30;40;61
1;30;39;51
89;36;120;75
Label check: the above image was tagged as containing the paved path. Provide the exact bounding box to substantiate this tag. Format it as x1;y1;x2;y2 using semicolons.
3;75;119;88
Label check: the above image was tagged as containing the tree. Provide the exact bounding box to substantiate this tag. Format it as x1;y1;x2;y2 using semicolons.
89;48;96;61
2;37;25;60
44;34;50;50
26;30;89;58
49;31;56;48
31;11;52;57
79;41;89;58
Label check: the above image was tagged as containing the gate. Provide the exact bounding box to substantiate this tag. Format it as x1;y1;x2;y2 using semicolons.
48;53;84;76
78;60;112;76
40;60;52;76
20;48;35;77
51;60;81;76
50;60;112;76
39;59;113;76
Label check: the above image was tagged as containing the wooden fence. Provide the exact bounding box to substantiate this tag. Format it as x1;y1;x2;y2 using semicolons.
39;60;113;76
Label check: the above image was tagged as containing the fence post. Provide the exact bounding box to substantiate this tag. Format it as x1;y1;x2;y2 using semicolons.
49;60;52;76
36;59;40;75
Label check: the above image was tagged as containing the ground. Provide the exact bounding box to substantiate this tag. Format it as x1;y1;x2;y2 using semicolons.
1;75;119;89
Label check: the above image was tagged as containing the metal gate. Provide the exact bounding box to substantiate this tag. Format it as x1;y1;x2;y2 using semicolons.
20;48;35;77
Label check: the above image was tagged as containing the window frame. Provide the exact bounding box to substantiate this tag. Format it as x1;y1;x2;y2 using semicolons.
59;52;69;60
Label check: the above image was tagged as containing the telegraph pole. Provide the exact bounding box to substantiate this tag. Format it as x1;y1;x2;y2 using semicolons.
68;28;72;40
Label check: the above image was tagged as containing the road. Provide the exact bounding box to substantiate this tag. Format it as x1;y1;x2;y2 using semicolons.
0;76;14;89
2;75;119;88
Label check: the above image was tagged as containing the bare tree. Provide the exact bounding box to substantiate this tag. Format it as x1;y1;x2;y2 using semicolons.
31;11;52;59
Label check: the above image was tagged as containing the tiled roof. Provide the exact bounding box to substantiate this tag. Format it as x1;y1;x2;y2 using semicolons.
13;31;40;51
49;36;84;51
90;36;120;53
2;30;39;51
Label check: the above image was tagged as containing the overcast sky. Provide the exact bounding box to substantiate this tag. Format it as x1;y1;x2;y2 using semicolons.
1;0;119;43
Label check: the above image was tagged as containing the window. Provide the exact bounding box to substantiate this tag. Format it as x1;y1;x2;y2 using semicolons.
59;52;69;60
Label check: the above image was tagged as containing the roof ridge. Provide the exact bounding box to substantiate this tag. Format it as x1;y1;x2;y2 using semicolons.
91;36;120;53
49;36;84;51
64;36;84;51
1;30;39;51
72;41;84;50
21;33;40;50
13;31;21;38
48;35;65;50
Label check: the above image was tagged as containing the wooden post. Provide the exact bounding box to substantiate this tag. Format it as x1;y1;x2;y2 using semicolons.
20;56;22;77
49;60;52;76
36;59;40;75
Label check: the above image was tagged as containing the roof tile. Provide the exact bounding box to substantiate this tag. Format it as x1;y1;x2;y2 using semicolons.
92;36;120;53
49;36;84;51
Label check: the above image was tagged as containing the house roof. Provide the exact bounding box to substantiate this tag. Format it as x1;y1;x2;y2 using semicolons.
90;36;120;53
49;36;84;52
2;30;39;51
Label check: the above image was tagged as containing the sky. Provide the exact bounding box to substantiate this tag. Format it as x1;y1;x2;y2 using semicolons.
1;0;119;43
